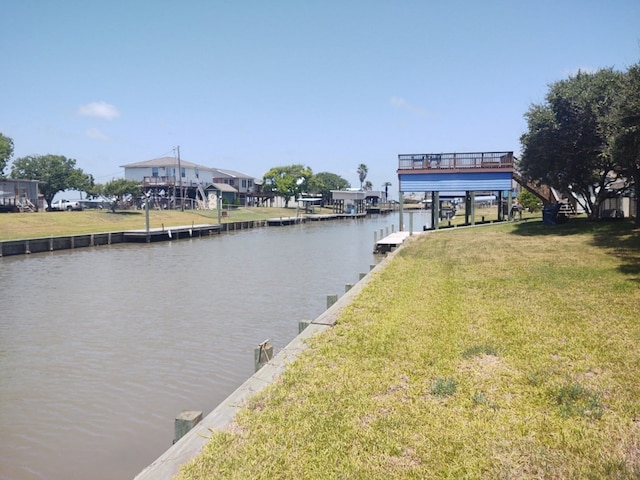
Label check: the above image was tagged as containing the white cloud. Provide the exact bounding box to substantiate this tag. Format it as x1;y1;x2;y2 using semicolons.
390;95;427;116
77;101;120;120
85;127;110;141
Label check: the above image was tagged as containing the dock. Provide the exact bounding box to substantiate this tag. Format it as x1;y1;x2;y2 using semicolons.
266;217;306;226
374;231;422;254
123;224;222;242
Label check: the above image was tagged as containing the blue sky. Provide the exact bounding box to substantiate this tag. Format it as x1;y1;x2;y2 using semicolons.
2;0;639;195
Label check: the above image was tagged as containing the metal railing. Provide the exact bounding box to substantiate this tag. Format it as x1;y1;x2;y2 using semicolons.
398;151;514;171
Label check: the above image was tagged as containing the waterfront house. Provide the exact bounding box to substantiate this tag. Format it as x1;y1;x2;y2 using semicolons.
121;158;260;209
0;178;41;212
211;168;257;206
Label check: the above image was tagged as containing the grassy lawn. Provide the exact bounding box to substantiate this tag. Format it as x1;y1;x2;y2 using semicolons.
176;218;640;479
0;206;318;241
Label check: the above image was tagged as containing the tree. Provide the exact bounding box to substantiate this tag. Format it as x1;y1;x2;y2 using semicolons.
0;132;14;177
610;62;640;227
519;69;624;218
518;190;542;212
263;164;313;208
103;178;141;211
308;172;350;205
357;163;368;190
363;180;373;190
383;181;392;201
10;154;93;209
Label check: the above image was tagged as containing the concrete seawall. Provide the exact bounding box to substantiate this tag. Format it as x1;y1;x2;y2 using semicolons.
0;220;265;257
133;238;413;479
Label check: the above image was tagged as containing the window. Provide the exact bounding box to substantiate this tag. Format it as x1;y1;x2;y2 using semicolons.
242;179;247;188
181;168;186;178
152;167;159;177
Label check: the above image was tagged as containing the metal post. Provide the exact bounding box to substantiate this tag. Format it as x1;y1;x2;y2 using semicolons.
145;194;150;242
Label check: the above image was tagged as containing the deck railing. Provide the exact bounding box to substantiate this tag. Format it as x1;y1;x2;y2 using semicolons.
142;176;177;186
398;152;514;171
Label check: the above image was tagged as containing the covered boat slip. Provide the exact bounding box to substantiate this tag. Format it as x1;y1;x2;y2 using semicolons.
397;151;517;230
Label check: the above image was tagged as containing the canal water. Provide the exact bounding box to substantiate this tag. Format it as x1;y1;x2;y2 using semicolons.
0;212;431;480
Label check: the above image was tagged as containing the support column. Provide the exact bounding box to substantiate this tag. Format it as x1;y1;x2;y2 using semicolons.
470;191;476;226
399;191;404;231
432;192;440;230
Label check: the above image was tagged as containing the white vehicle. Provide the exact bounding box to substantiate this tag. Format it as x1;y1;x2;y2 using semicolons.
50;199;83;211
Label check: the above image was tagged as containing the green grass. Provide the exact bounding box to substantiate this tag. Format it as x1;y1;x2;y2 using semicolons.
0;206;317;240
176;218;640;480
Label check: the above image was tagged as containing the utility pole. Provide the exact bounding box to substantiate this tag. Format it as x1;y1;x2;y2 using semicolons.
175;145;184;211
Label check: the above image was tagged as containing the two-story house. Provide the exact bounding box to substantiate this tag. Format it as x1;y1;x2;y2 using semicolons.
121;158;260;209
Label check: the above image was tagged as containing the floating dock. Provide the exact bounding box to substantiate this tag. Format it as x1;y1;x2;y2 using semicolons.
374;231;422;254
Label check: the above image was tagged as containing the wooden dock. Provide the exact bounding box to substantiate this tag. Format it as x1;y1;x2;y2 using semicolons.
374;231;421;254
123;224;222;242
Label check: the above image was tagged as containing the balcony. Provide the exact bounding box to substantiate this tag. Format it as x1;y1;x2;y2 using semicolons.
398;152;514;173
142;176;177;186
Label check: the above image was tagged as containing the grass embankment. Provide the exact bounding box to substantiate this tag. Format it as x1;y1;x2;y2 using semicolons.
177;219;640;480
0;207;311;241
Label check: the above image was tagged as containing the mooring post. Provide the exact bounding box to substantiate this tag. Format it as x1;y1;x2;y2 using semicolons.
174;410;203;444
298;320;311;333
327;294;338;309
345;283;354;292
359;272;366;280
254;340;273;372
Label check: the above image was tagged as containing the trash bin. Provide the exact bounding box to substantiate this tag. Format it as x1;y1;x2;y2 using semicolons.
542;204;561;225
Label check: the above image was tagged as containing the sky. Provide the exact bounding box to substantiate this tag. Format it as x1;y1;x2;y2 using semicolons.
1;0;639;196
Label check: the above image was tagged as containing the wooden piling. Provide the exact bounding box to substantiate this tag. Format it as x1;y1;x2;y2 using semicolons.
254;340;273;372
327;294;338;309
174;410;203;444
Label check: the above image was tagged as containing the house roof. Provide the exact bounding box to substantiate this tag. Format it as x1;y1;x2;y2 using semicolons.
211;168;256;179
205;183;238;193
120;157;209;169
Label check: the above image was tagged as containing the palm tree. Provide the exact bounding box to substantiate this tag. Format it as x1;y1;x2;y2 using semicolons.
357;164;368;190
383;181;392;201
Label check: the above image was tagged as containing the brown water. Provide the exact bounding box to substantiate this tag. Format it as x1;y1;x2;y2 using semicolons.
0;214;428;480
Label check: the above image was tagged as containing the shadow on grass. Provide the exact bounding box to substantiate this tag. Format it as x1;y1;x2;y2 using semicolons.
511;217;640;282
107;211;143;216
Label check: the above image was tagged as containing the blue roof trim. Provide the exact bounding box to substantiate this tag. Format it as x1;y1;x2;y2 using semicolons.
399;171;512;192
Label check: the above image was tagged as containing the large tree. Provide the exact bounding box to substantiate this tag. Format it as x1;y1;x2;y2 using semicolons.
0;132;14;177
263;164;313;208
11;154;93;209
308;172;350;205
610;62;640;226
519;69;624;218
103;178;141;212
357;163;368;190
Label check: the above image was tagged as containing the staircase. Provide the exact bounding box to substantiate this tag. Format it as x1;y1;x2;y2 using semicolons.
512;172;555;205
16;197;36;212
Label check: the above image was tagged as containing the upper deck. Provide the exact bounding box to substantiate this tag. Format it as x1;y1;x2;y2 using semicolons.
398;151;514;173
